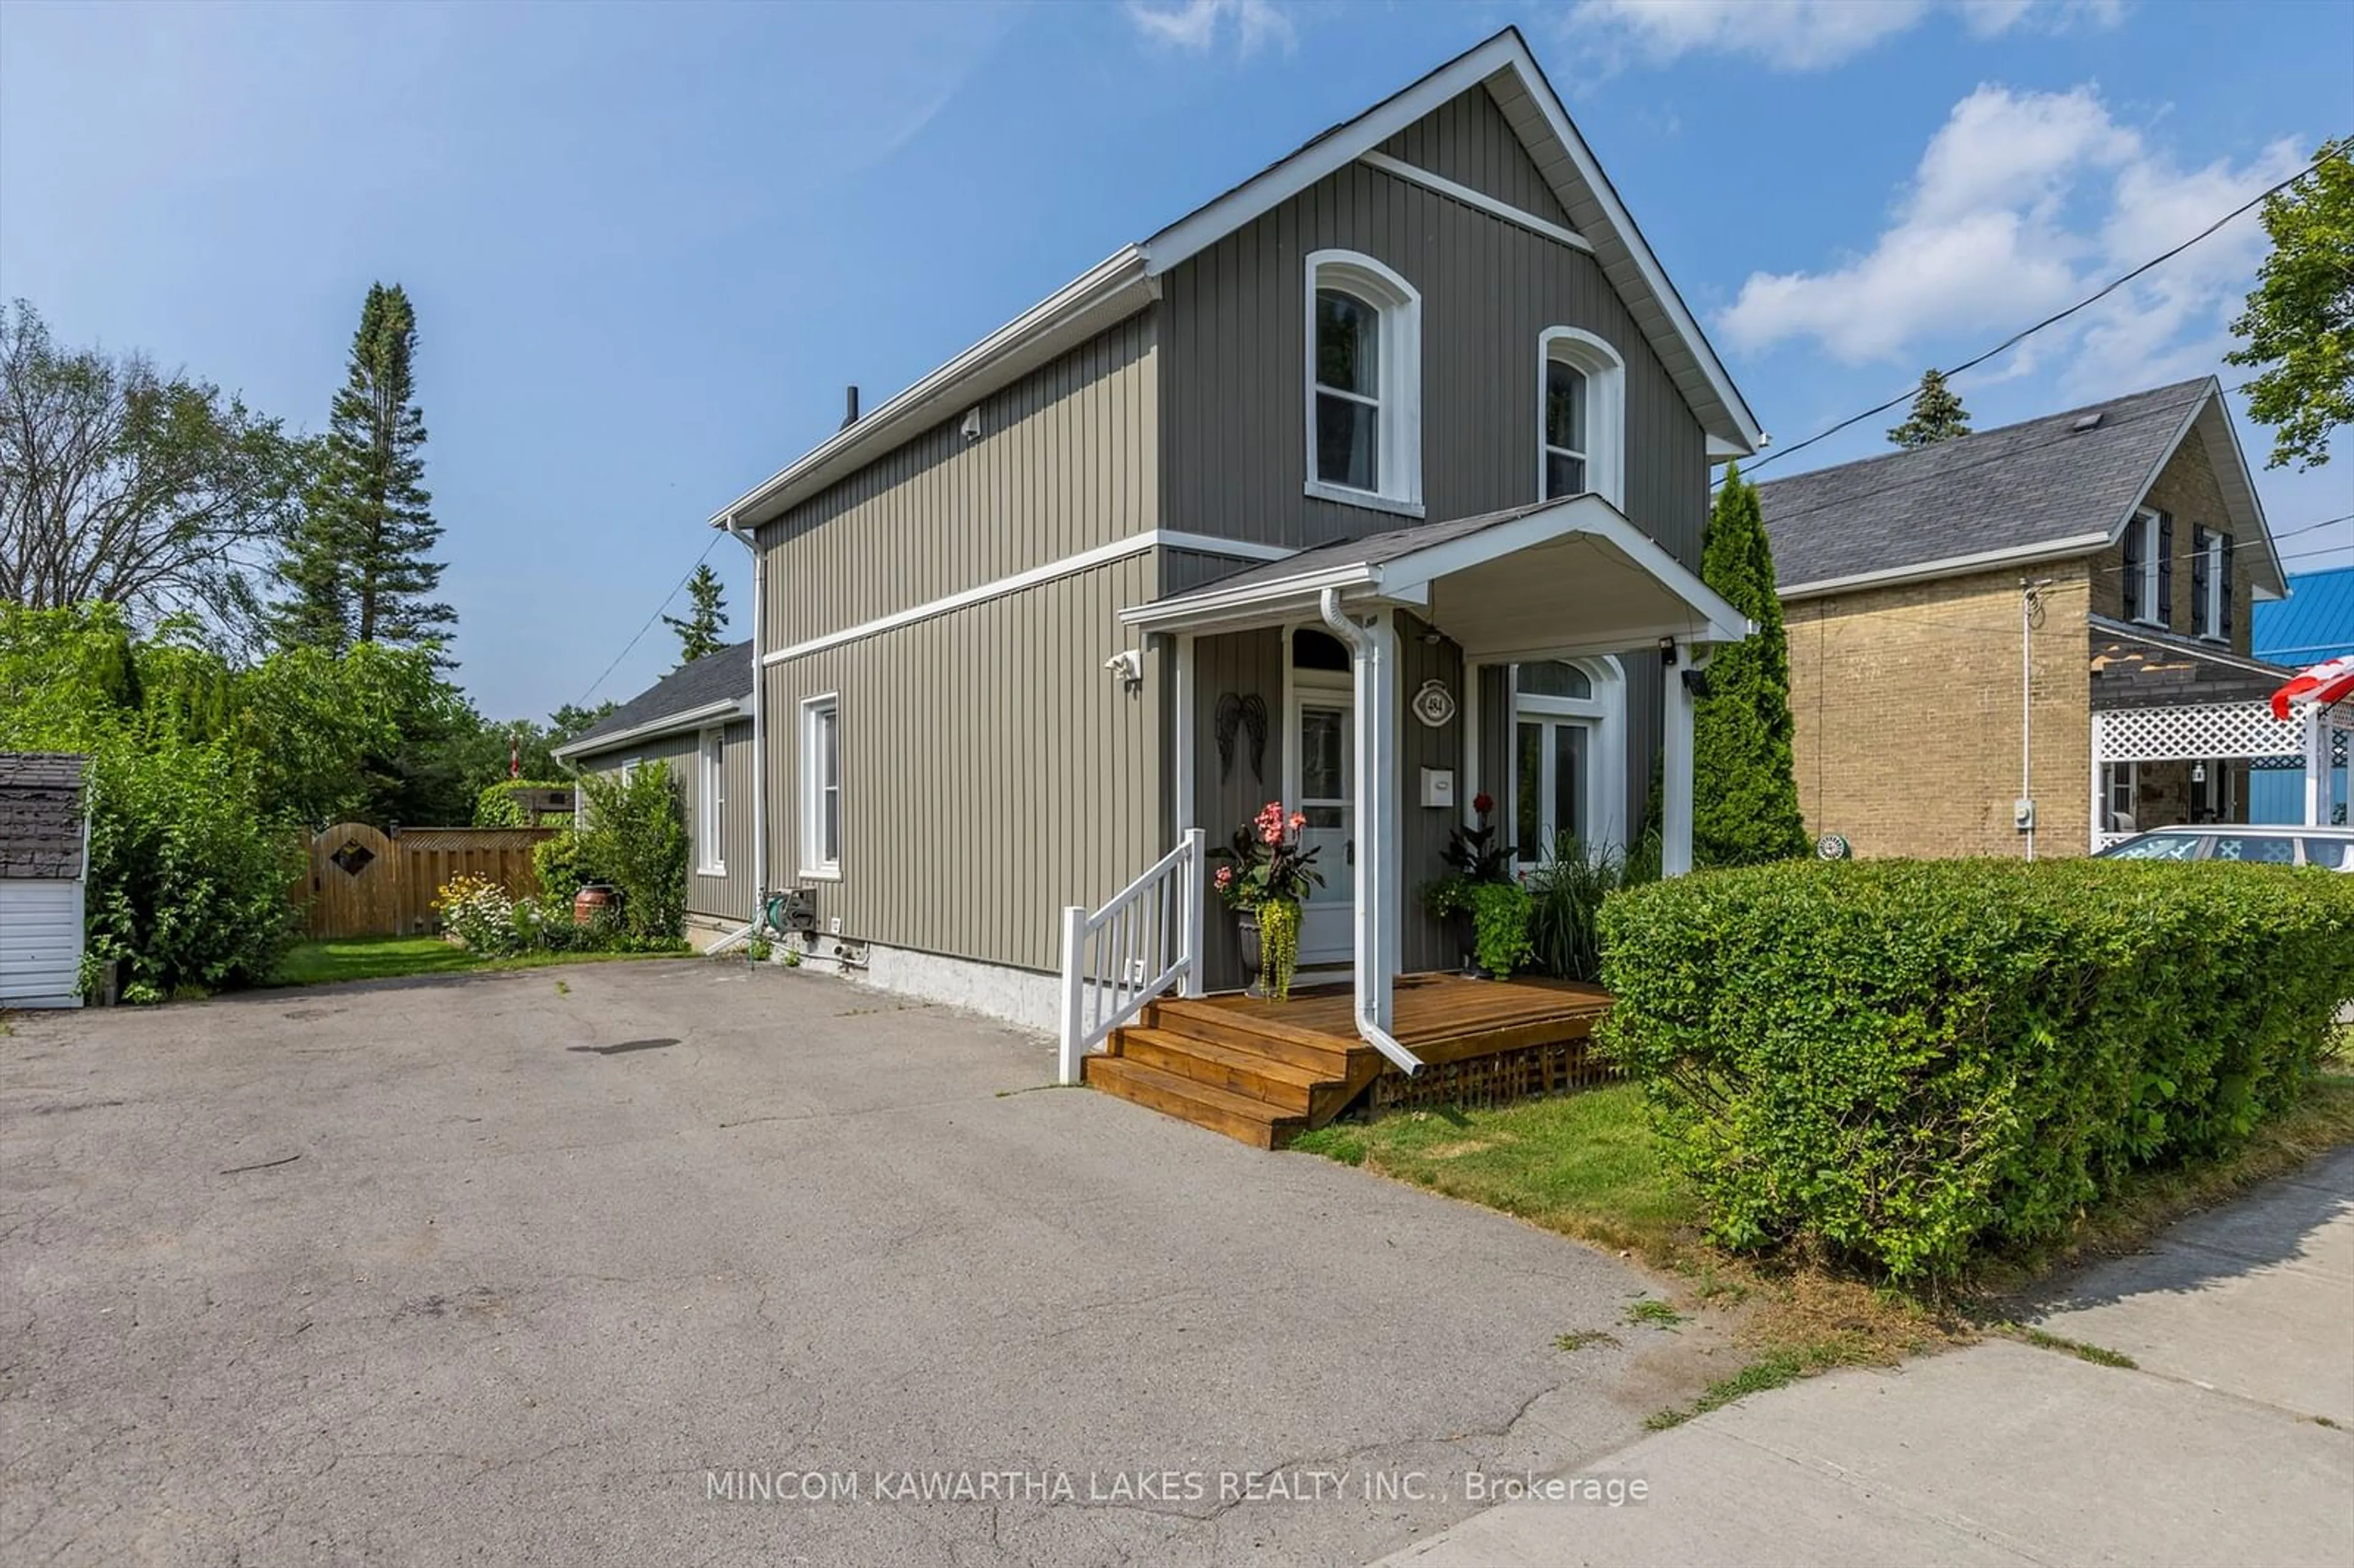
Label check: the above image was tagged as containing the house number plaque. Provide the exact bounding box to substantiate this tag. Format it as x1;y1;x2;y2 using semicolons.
1411;679;1457;729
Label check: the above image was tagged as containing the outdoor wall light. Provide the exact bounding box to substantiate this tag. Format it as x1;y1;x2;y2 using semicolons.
1658;636;1678;666
2192;762;2207;783
1103;649;1143;687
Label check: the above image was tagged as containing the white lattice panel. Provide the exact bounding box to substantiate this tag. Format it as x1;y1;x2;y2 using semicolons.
2093;702;2307;763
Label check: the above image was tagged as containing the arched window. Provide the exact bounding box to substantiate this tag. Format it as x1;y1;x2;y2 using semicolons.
1536;328;1625;508
1510;658;1625;864
1306;251;1422;516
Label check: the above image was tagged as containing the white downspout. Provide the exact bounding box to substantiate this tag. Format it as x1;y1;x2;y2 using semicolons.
727;513;768;922
1319;588;1420;1077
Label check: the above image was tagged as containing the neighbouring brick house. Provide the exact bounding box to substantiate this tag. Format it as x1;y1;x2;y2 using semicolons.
1758;377;2318;859
0;752;90;1008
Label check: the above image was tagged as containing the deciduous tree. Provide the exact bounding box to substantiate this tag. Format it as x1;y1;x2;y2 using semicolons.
2228;138;2354;471
0;300;303;645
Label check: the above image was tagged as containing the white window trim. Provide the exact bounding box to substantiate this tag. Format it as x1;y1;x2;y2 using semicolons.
1304;249;1423;517
2107;759;2139;828
695;726;726;877
2128;509;2164;628
798;693;842;881
1505;657;1627;865
1536;327;1625;509
2200;529;2227;643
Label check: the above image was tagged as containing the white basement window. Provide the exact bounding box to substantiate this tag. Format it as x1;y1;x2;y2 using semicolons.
1537;328;1624;508
696;727;725;876
799;694;841;879
1305;250;1422;517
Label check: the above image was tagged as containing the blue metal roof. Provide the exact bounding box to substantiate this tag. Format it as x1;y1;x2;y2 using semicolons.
2255;566;2354;667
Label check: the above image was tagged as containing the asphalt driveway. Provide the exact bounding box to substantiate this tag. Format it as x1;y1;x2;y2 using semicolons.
1;961;1700;1566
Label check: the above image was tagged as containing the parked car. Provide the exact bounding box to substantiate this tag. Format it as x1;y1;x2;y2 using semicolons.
2095;825;2354;869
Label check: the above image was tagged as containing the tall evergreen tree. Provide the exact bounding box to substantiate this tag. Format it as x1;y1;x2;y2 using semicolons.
273;283;450;650
1693;465;1810;868
1886;368;1972;449
662;563;729;664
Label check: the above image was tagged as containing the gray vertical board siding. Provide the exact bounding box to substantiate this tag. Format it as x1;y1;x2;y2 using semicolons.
697;719;758;924
1374;85;1573;227
761;552;1162;975
1188;626;1284;992
758;313;1159;648
1159;101;1708;573
1396;611;1465;974
573;724;756;924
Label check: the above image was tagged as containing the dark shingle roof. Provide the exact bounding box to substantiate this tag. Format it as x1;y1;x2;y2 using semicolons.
1145;501;1560;608
562;641;753;756
1755;379;2212;591
0;752;88;880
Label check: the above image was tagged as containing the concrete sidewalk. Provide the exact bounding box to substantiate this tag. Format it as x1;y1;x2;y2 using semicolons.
1376;1146;2354;1567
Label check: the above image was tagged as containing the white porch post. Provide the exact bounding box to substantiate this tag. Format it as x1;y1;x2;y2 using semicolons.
2305;706;2329;827
1173;634;1205;998
2090;712;2108;851
1373;612;1401;1005
1661;639;1696;877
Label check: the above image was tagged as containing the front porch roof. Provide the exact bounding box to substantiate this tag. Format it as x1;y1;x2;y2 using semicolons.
1122;495;1752;658
2089;616;2299;713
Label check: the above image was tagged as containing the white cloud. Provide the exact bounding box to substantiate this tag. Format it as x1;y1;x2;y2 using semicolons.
1126;0;1295;56
1715;82;2304;397
1564;0;2122;72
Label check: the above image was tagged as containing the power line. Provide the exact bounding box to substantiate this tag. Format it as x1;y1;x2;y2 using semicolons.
1742;154;2330;480
571;531;725;707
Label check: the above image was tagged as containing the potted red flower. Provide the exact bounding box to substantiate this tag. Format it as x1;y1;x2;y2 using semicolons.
1209;801;1324;999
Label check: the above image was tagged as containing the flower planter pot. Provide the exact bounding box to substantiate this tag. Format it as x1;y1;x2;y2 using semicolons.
1236;909;1265;997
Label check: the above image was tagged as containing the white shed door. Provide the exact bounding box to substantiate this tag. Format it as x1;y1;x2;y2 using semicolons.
0;880;86;1007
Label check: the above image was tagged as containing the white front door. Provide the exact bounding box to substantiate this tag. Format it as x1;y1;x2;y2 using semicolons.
1290;683;1354;967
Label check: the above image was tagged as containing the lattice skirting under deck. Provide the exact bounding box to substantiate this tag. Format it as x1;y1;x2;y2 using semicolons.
1365;1037;1619;1113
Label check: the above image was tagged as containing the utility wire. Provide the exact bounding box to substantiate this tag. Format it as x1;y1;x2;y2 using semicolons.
1741;153;2331;481
571;531;725;707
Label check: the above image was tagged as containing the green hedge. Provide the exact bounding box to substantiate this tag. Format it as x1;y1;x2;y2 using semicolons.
1598;859;2354;1280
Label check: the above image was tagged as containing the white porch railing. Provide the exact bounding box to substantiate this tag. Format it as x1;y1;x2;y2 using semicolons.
1057;828;1206;1085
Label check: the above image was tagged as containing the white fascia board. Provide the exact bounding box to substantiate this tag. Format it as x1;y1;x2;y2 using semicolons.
1138;31;1762;459
709;248;1154;530
2098;383;2283;596
1141;37;1517;272
1780;535;2113;601
553;697;750;763
1488;36;1764;457
1375;495;1753;644
767;530;1297;663
1120;565;1379;632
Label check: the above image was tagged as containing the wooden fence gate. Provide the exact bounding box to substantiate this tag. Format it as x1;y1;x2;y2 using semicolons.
299;823;556;938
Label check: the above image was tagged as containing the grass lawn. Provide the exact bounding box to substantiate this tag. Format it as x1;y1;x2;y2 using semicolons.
270;935;692;988
1293;1065;2354;1428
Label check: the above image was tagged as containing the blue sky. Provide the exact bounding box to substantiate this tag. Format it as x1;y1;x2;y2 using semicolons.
3;0;2348;720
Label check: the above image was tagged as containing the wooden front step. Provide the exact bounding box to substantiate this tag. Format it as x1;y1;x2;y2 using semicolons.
1084;997;1382;1148
1116;1027;1322;1114
1140;999;1357;1078
1081;1055;1305;1150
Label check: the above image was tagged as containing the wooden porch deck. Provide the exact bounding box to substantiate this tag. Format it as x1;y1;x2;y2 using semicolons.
1082;972;1614;1148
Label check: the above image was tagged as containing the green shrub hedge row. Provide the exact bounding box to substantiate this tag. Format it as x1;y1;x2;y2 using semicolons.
1598;859;2354;1280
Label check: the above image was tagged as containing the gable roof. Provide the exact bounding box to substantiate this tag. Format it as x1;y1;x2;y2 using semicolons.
1756;378;2284;601
712;27;1762;531
2255;566;2354;666
552;640;753;762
